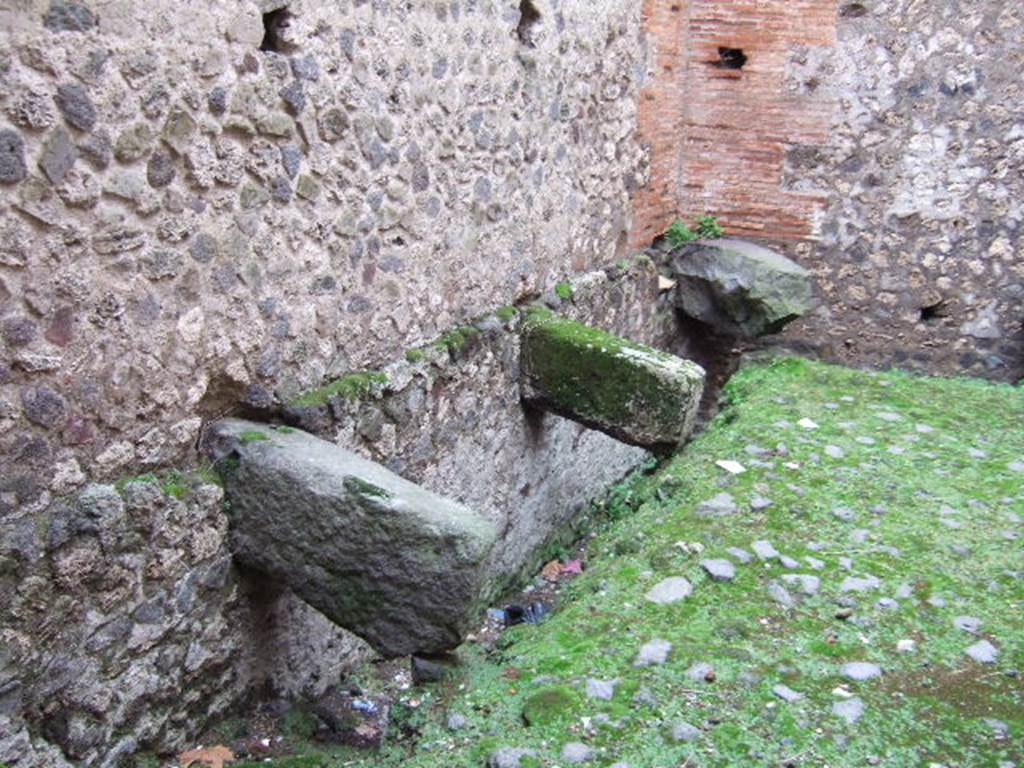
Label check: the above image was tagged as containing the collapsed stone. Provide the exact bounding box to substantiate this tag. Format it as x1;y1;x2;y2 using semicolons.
669;238;813;336
519;312;705;448
204;419;498;657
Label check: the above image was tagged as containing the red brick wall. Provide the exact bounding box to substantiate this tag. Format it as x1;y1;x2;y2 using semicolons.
632;0;837;247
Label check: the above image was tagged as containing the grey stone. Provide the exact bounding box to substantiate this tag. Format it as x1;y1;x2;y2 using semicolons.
39;127;77;184
953;616;982;634
634;638;672;667
487;748;537;768
280;144;301;178
319;108;349;142
146;150;175;188
875;597;898;610
670;722;701;742
752;540;780;560
55;83;96;132
751;494;774;510
772;684;804;703
21;385;67;429
2;316;37;346
519;314;705;448
833;506;857;522
687;662;714;682
447;713;466;730
965;640;999;664
700;559;736;582
188;233;218;264
585;678;617;701
780;574;820;595
727;547;753;564
562;743;595;763
832;697;865;724
825;445;845;459
670;238;812;336
291;55;320;81
0;130;28;184
698;492;737;517
767;580;795;608
805;556;825;570
840;662;882;681
279;80;306;114
43;1;97;32
645;577;693;605
840;575;882;593
205;419;498;657
779;555;801;569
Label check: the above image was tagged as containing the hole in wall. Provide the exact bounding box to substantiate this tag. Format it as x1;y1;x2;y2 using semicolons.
839;3;869;18
919;299;951;324
712;47;748;70
261;7;296;53
517;0;541;47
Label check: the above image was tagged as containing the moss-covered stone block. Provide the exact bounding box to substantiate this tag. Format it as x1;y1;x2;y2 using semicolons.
519;314;705;448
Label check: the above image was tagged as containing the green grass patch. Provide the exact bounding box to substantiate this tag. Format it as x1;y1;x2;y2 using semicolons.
289;371;388;407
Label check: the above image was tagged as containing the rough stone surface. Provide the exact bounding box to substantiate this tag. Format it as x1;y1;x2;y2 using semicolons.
700;559;736;582
670;238;813;336
841;662;882;681
833;697;866;724
697;492;737;517
0;130;28;184
645;577;693;605
520;313;705;448
965;640;999;664
54;83;97;132
488;747;537;768
634;638;672;667
205;419;498;657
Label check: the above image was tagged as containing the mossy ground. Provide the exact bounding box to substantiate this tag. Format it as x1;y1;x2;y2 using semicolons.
225;359;1021;767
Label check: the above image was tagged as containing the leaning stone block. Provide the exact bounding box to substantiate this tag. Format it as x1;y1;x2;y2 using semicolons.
670;238;812;336
519;312;705;448
204;419;498;658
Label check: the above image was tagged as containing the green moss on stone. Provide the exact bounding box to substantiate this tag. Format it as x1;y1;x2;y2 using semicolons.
239;430;270;444
554;281;574;301
289;371;388;407
495;305;519;322
344;476;392;500
161;470;190;499
406;348;427;363
434;326;480;354
521;314;698;443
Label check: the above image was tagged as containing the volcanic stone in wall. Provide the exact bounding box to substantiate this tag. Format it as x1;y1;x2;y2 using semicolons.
519;312;706;449
204;419;498;658
670;239;813;337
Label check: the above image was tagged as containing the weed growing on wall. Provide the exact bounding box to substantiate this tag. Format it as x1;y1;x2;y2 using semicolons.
665;215;724;248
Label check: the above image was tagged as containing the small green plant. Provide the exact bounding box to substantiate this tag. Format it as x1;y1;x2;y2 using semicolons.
405;348;427;363
664;214;724;248
495;305;519;323
274;425;296;434
289;371;388;407
434;326;480;354
554;281;574;301
114;473;158;494
239;430;270;444
160;470;191;499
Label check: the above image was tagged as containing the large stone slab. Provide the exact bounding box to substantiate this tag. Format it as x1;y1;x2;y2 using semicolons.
204;419;498;657
670;238;812;336
519;312;705;448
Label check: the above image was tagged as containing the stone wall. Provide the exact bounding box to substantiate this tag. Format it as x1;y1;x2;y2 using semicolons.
0;0;646;514
633;0;1023;381
0;1;661;764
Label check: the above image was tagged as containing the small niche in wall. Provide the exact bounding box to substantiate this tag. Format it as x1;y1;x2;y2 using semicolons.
261;6;296;53
517;0;541;47
919;299;951;324
712;47;748;70
839;3;869;18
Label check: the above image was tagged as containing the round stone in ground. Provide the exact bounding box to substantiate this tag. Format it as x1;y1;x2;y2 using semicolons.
965;640;999;664
634;638;672;667
487;747;536;768
645;577;693;605
698;492;737;517
585;678;617;701
841;662;882;681
953;616;982;634
700;558;736;582
671;722;701;742
832;696;865;724
773;684;804;703
686;662;715;682
562;742;595;763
